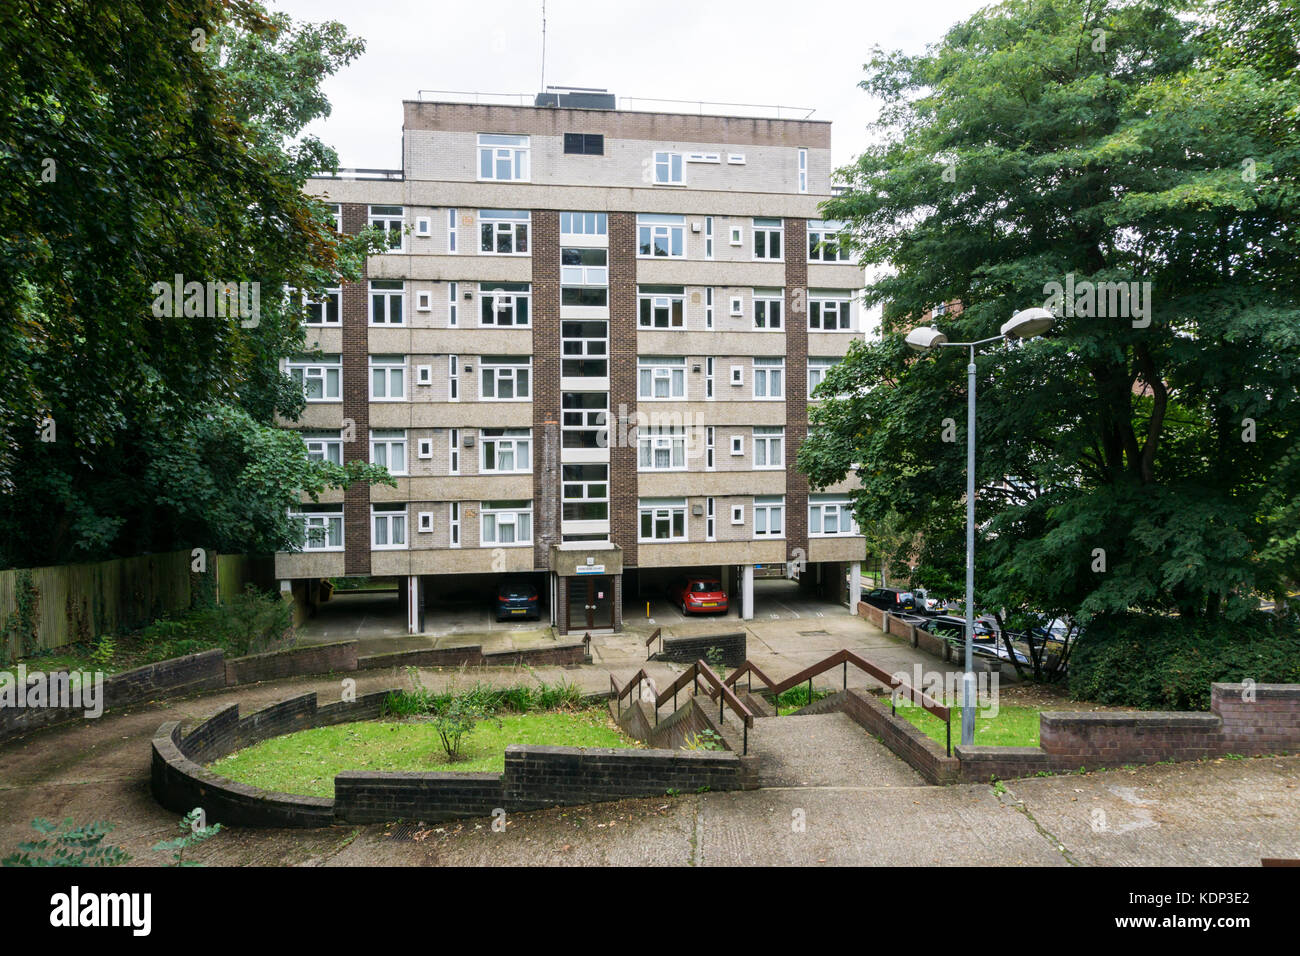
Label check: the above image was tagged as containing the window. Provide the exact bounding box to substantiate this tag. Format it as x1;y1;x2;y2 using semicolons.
730;364;744;386
754;290;783;330
449;502;461;547
418;511;434;533
753;357;785;399
753;218;783;260
798;149;808;193
288;355;341;402
705;497;716;540
934;301;949;317
653;151;684;184
562;248;608;307
808;357;836;397
302;430;343;465
562;392;607;449
480;356;531;400
370;355;405;401
755;496;785;537
481;500;533;545
638;286;685;328
638;425;686;471
704;217;714;259
810;495;858;535
729;296;743;317
564;133;604;155
417;437;433;458
294;505;343;552
706;426;715;469
448;355;459;401
448;208;458;253
305;287;341;325
372;504;407;550
370;429;408;475
479;209;530;255
562;321;608;377
704;288;714;329
753;426;785;469
480;281;531;326
415;216;431;237
637;214;685;258
448;428;460;474
729;225;743;246
639;498;686;541
810;295;852;330
562;464;608;521
705;357;715;399
730;434;744;456
369;280;404;325
481;428;531;473
326;203;342;233
560;212;607;238
478;133;530;182
448;283;459;327
416;290;432;311
369;205;404;251
808;221;852;262
638;356;686;399
730;504;744;525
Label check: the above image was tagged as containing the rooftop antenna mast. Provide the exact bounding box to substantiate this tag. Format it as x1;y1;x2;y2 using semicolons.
540;1;547;93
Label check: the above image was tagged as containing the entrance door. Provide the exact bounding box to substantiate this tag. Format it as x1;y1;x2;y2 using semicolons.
568;575;613;631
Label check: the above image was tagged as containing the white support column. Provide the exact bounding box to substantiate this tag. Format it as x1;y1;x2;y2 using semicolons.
741;565;755;621
406;576;420;635
849;561;862;610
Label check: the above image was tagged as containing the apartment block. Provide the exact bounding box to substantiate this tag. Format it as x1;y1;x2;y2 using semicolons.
276;90;867;634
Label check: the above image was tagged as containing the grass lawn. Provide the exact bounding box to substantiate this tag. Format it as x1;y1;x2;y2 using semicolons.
882;697;1043;748
212;708;641;798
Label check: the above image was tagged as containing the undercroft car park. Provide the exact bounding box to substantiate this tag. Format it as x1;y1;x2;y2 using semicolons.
2;0;1298;923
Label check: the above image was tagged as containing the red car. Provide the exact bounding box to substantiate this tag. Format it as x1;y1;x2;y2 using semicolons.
671;577;729;615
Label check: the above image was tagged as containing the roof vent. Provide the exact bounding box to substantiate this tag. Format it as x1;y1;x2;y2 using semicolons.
535;86;616;110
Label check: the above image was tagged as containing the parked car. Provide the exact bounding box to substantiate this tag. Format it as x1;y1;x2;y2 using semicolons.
923;614;997;642
913;588;945;615
495;578;540;621
863;587;917;613
671;577;729;615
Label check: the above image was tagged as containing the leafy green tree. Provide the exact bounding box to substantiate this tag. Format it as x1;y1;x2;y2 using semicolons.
802;0;1300;641
0;0;387;568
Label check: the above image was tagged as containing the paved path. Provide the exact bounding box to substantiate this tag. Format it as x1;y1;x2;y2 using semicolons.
751;713;922;788
2;613;1297;866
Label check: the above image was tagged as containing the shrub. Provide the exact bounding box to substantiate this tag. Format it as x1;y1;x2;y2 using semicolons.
1069;613;1300;710
2;818;129;867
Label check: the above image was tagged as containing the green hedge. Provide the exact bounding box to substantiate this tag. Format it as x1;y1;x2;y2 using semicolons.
1069;613;1300;710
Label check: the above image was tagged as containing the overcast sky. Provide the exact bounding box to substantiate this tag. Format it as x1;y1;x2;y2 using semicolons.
270;0;991;171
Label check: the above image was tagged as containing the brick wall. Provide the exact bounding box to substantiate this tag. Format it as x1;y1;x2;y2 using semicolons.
531;209;561;568
340;202;371;575
784;218;809;561
822;689;961;784
652;631;747;667
224;640;358;686
608;212;639;567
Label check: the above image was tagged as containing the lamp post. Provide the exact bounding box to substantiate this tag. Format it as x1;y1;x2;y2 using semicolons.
905;307;1054;747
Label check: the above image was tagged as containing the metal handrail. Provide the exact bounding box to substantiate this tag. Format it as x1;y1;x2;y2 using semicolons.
654;660;754;755
644;627;662;658
722;660;779;698
611;668;659;718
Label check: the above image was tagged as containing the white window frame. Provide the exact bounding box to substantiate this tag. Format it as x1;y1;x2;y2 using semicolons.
754;290;783;330
372;504;408;550
448;355;460;401
638;498;687;542
481;428;532;474
479;282;532;327
369;205;404;252
637;425;687;472
705;357;715;400
418;511;434;534
416;290;432;311
288;356;341;402
808;221;853;262
480;500;533;546
637;215;686;259
754;496;785;538
706;426;715;470
808;357;836;397
730;504;744;525
415;216;431;237
295;506;344;552
480;356;532;401
479;209;530;255
449;501;461;547
478;133;530;182
729;296;743;316
417;437;433;459
448;283;459;327
448;208;459;253
731;434;744;456
704;287;714;329
753;357;785;400
810;496;859;536
705;497;716;541
416;364;432;386
369;279;405;326
369;355;406;401
561;463;609;522
753;426;785;470
810;295;853;331
637;356;686;400
304;287;341;326
729;225;743;246
303;430;343;465
560;212;608;239
752;218;783;261
704;216;714;259
798;149;808;193
653;151;685;185
448;428;460;474
369;429;408;476
730;365;744;387
637;286;685;329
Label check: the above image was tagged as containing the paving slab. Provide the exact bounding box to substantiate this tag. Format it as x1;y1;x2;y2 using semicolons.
751;713;923;788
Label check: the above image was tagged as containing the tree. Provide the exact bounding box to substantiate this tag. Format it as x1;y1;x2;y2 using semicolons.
0;0;388;568
801;0;1300;644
